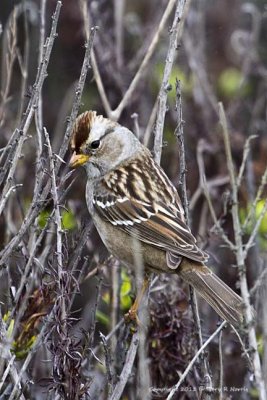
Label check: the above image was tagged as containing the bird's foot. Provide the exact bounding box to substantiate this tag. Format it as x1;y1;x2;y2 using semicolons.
124;306;141;326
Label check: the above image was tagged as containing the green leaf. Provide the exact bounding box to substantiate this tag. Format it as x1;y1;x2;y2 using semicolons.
62;209;76;230
249;388;259;399
3;313;14;338
240;200;267;250
102;291;110;305
38;209;76;230
257;333;263;356
12;335;37;360
96;310;109;326
217;68;250;98
38;210;51;229
152;64;193;100
255;200;267;235
120;269;133;311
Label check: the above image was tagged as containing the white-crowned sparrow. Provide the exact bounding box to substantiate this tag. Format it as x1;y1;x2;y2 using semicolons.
69;110;244;326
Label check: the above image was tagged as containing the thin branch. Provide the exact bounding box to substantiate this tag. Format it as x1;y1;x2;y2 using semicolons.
154;0;189;163
0;6;18;126
92;51;113;116
0;25;97;266
243;196;267;259
0;322;26;400
113;0;181;121
7;311;55;400
109;332;139;400
166;321;227;400
100;332;115;397
196;140;236;251
79;0;112;117
44;127;66;336
0;355;16;393
231;325;254;370
114;0;125;69
132;238;151;399
175;79;188;221
175;79;212;394
243;165;267;232
82;0;178;121
218;331;223;400
219;102;266;400
0;1;62;216
58;26;98;162
189;175;229;212
16;3;30;125
236;134;257;188
92;319;124;358
34;0;47;155
250;261;267;298
183;27;218;117
143;97;158;146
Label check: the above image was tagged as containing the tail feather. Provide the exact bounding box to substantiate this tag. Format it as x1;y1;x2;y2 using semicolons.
179;261;244;326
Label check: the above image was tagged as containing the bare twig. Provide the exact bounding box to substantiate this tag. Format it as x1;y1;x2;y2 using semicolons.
0;7;18;126
250;262;267;298
154;0;189;163
243;165;267;231
189;174;230;212
131;113;140;138
196;140;236;251
236;135;257;188
143;97;158;146
58;26;98;162
0;1;62;216
0;24;97;266
109;259;121;378
44;127;66;333
0;319;26;400
243;195;267;259
183;26;218;119
175;80;212;395
79;0;113;117
231;325;253;369
175;79;188;220
219;102;266;400
81;0;179;121
218;331;223;400
7;311;55;400
113;0;182;122
132;238;151;400
109;332;139;400
100;332;115;397
114;0;125;69
0;355;16;393
92;319;124;358
34;0;47;154
16;4;30;125
166;321;227;400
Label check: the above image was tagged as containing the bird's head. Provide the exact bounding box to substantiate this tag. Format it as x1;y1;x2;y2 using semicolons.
69;111;142;178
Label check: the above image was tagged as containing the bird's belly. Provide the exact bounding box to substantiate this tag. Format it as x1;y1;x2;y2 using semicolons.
92;214;170;273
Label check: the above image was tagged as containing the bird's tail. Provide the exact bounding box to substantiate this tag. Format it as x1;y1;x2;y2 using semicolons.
179;259;245;326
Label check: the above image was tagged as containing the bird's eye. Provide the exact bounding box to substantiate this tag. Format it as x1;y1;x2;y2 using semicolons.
90;140;100;149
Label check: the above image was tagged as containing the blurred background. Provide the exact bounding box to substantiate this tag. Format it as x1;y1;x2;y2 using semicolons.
0;0;267;399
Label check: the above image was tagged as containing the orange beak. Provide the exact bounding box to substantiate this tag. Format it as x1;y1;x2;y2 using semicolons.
69;152;90;168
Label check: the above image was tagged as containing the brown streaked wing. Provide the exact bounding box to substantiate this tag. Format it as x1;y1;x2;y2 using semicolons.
93;193;208;264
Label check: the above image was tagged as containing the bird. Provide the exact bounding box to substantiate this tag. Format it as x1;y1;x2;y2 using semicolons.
69;110;244;326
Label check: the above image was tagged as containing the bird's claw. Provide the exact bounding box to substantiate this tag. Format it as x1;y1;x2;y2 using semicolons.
124;307;141;326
